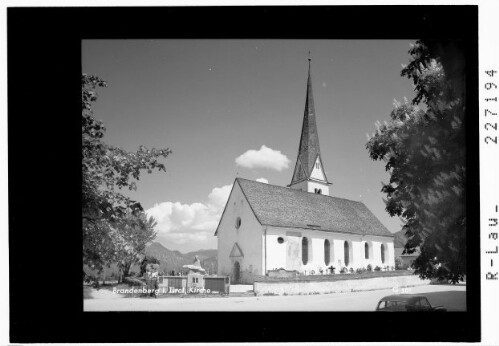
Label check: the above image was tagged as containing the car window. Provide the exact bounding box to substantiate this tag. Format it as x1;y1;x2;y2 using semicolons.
421;298;431;308
377;301;387;310
387;301;405;307
378;300;407;311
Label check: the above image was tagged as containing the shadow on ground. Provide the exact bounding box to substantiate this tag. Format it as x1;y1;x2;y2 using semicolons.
420;290;466;311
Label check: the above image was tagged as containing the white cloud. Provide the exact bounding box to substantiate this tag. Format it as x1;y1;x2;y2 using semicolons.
235;145;290;171
146;184;232;249
256;178;269;184
207;184;233;210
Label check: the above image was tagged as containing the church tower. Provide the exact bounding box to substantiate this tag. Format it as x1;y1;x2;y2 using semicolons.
288;56;332;196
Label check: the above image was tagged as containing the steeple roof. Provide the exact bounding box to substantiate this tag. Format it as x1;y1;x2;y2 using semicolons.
290;57;329;185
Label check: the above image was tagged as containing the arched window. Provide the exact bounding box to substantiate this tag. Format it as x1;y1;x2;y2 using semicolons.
344;241;350;266
302;237;309;265
381;244;386;264
365;242;369;259
235;217;241;229
324;239;330;265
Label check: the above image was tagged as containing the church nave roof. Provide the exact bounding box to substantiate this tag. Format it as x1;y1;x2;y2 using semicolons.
235;178;394;238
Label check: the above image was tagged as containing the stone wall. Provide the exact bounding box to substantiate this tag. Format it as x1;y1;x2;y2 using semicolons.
267;269;298;278
253;275;429;296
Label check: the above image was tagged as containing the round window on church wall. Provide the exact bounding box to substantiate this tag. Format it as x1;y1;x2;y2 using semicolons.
277;237;284;244
235;217;241;229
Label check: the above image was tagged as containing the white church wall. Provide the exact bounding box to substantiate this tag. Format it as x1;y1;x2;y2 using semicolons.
216;182;263;283
332;239;344;269
283;231;302;271
264;227;303;273
265;229;287;271
307;232;359;273
307;180;330;195
310;157;326;181
360;240;375;267
263;227;395;274
370;238;395;268
351;240;363;268
387;241;395;267
289;180;329;196
372;240;382;267
311;237;324;269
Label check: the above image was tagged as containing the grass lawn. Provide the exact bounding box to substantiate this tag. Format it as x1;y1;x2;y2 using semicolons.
254;270;416;282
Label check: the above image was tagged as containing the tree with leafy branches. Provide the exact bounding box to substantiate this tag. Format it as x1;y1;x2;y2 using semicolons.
140;255;161;277
82;74;171;273
366;40;466;283
114;210;158;281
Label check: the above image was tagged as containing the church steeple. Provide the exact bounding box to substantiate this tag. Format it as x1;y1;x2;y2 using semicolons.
289;55;331;195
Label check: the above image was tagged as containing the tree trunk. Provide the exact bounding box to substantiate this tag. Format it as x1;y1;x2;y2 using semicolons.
123;261;132;278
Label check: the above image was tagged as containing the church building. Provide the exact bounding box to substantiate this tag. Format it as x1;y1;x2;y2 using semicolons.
215;58;395;284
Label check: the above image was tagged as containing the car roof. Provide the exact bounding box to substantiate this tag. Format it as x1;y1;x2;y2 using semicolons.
379;294;427;302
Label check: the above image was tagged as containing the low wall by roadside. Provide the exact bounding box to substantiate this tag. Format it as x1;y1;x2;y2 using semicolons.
253;275;429;296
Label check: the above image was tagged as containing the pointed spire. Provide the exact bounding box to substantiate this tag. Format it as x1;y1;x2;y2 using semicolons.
290;55;329;186
305;52;315;121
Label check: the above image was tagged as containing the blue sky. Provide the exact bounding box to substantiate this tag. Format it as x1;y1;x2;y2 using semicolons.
82;39;416;253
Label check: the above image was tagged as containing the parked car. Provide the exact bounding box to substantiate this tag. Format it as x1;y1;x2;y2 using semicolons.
375;294;447;312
